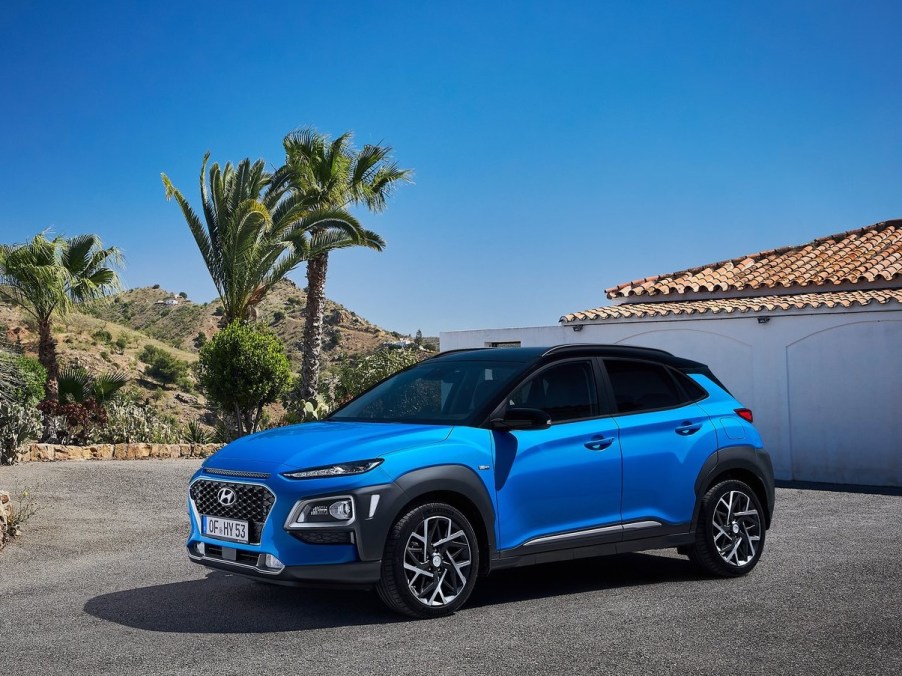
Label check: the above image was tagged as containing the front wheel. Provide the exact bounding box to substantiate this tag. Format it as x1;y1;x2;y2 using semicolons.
376;502;480;618
687;479;765;577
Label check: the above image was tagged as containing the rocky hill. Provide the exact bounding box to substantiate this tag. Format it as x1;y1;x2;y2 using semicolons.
81;279;406;369
0;280;413;428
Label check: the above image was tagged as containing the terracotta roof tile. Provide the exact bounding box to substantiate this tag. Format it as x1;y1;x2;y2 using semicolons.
561;289;902;323
606;220;902;299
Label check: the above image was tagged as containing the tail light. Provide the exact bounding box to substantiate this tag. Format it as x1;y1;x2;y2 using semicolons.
735;408;753;423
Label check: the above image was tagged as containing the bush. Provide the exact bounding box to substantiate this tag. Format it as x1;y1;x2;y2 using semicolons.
92;329;113;344
95;399;180;444
14;357;47;407
114;335;128;351
139;345;190;386
333;348;424;405
197;322;292;436
0;351;47;407
0;402;43;464
37;399;107;446
273;311;285;323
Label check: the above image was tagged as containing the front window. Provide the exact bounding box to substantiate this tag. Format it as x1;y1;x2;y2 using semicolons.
330;359;526;425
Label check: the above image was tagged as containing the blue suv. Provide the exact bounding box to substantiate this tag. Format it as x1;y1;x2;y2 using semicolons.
187;345;775;617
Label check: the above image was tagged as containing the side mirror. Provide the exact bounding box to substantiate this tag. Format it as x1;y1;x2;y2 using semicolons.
490;407;552;431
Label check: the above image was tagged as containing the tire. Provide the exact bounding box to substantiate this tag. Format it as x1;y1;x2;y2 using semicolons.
376;502;480;618
686;479;766;577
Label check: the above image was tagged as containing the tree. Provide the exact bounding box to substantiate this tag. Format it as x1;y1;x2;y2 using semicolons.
0;233;122;399
162;154;361;324
196;322;292;436
281;128;411;400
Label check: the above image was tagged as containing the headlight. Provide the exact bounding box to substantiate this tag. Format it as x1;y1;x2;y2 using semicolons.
286;496;355;528
282;459;383;480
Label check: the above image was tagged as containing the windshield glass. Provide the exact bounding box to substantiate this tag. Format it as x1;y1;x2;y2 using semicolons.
330;359;526;425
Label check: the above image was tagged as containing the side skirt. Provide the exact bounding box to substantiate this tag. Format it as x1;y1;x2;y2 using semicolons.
489;527;694;572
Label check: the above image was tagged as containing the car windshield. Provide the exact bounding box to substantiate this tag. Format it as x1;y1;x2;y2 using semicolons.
329;359;527;425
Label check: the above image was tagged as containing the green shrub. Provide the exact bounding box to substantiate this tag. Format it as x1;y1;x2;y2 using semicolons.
92;329;113;344
139;345;190;385
96;400;180;444
197;322;292;436
0;402;43;464
114;335;128;351
273;310;285;323
183;418;212;444
14;357;47;407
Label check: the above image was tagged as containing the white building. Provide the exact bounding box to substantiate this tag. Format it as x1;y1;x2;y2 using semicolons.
441;220;902;487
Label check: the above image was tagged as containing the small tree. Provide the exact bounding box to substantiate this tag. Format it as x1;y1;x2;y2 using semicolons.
197;322;292;436
139;345;189;386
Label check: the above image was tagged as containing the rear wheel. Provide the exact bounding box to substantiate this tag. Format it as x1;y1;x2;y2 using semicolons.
376;502;479;618
687;479;765;577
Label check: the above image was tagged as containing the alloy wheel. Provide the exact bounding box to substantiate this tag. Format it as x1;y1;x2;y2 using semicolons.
403;515;473;607
712;489;761;567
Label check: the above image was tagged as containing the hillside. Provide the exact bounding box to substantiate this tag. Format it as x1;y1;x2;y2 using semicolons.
0;279;414;429
81;279;406;370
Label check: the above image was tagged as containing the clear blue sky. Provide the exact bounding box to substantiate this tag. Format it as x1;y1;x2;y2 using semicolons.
1;1;900;336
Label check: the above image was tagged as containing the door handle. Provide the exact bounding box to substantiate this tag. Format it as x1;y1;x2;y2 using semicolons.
675;422;702;436
585;436;615;451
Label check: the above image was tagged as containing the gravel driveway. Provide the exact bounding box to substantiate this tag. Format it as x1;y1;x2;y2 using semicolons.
1;459;900;675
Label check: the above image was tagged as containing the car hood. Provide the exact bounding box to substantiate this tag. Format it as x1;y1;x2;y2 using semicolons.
203;421;454;474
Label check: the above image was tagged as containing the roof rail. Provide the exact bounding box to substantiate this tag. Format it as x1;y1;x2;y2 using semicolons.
426;347;485;360
542;344;674;357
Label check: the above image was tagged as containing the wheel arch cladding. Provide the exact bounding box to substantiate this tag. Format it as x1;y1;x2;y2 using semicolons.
392;465;497;574
694;446;774;529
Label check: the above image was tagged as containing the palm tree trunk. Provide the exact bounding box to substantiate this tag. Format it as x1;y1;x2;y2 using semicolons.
37;317;59;401
300;252;329;400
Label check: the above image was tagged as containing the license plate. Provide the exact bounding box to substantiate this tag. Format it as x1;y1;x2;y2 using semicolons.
202;515;249;544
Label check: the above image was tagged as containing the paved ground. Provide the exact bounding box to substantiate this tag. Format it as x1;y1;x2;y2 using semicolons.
1;460;900;676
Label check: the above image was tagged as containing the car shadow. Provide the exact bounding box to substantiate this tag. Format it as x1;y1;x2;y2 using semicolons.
83;571;399;633
468;551;704;608
84;552;703;632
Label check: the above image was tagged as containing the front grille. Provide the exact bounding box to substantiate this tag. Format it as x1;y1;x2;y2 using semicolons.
205;467;271;479
293;530;353;545
190;479;275;544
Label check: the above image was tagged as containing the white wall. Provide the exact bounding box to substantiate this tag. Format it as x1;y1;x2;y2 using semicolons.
440;306;902;487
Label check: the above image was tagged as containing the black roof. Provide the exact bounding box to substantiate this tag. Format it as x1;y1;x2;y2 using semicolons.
431;344;707;369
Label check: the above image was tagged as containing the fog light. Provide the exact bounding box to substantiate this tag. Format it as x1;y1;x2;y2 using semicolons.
264;554;283;570
329;499;352;520
196;542;205;556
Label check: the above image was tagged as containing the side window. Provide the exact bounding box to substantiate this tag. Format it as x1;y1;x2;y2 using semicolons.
508;360;598;423
604;360;685;413
672;370;708;402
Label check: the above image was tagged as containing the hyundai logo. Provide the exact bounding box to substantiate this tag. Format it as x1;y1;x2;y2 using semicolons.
217;487;237;506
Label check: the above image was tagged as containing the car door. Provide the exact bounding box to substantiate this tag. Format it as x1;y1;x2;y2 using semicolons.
603;358;718;531
492;359;622;551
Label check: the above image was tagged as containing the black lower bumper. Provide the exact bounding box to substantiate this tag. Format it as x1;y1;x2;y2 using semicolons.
190;555;382;588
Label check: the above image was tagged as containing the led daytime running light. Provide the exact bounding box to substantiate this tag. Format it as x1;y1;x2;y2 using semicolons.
283;459;383;479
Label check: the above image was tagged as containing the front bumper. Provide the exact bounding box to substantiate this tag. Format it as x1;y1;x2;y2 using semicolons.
186;472;408;586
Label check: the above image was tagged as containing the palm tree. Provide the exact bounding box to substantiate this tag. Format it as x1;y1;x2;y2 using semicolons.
0;233;123;399
162;154;361;324
282;128;411;399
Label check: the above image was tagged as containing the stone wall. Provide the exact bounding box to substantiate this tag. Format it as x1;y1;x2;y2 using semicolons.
0;491;11;549
15;442;222;463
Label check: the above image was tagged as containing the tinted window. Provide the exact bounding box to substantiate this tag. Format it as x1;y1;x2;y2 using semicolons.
508;360;598;423
604;360;684;413
330;360;524;424
673;371;708;401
